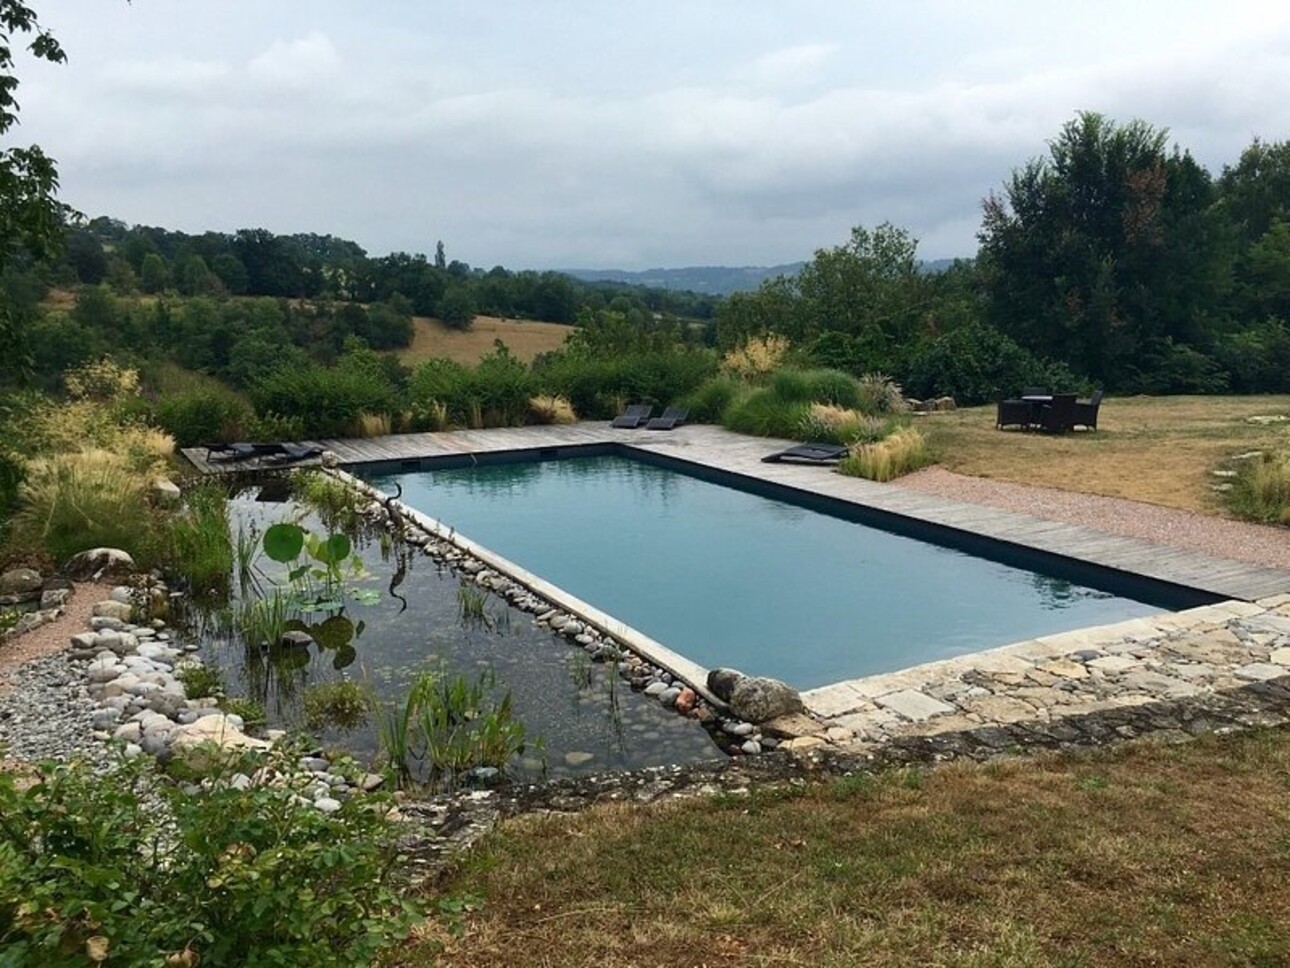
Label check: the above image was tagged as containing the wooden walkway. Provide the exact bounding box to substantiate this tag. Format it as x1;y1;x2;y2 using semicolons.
181;423;1290;602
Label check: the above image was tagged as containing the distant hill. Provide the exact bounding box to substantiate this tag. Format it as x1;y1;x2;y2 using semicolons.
561;264;805;296
563;258;961;296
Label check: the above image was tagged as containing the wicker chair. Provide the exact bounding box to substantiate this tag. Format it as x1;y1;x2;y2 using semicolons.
1021;386;1048;398
996;397;1034;430
1073;389;1104;430
1038;394;1077;433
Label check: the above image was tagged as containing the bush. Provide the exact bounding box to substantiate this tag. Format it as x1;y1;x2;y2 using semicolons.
0;753;420;966
722;334;792;379
535;349;717;421
1214;319;1290;393
251;364;397;437
1130;339;1230;395
723;389;811;439
902;322;1082;406
769;368;863;409
680;376;743;423
838;427;932;482
156;390;254;447
1228;451;1290;525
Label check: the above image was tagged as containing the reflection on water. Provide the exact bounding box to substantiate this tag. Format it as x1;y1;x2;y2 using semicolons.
187;489;723;782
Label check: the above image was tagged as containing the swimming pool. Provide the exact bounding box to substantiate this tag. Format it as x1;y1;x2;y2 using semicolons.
366;453;1192;689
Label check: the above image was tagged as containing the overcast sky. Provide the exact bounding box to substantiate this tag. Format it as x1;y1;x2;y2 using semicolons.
12;1;1290;269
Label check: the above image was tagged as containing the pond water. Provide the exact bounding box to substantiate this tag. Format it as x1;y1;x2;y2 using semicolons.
192;487;724;783
367;454;1171;689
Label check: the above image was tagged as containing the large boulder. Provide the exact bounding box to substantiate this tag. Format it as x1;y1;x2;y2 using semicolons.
168;714;271;773
729;676;805;723
706;667;745;703
65;548;135;582
0;567;43;597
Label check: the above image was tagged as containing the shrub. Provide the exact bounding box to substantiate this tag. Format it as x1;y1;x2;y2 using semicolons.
839;427;932;482
1228;451;1290;525
901;322;1082;406
723;388;811;439
10;449;157;565
155;391;253;447
303;680;372;731
0;753;421;966
535;349;717;421
472;344;534;426
722;334;792;379
251;364;397;438
680;376;743;423
1214;319;1290;393
527;394;577;424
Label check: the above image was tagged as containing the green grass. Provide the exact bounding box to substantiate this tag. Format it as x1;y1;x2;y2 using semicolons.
400;726;1290;967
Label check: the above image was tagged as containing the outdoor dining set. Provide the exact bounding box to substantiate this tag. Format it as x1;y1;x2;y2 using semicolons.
996;388;1103;433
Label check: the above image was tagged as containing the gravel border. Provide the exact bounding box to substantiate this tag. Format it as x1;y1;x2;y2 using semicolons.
895;467;1290;571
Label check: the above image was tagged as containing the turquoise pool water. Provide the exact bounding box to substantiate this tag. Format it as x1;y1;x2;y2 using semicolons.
368;455;1168;689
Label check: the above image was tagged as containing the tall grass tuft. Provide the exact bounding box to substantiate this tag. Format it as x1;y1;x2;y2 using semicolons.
167;481;233;599
722;389;811;439
771;368;863;409
798;404;891;446
680;376;743;423
347;412;391;438
10;449;155;564
527;394;577;425
236;590;292;648
856;372;910;416
839;427;932;482
722;334;792;380
1229;451;1290;524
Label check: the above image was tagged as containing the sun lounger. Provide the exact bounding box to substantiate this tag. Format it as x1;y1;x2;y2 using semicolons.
611;404;653;429
205;442;287;463
645;406;689;430
761;442;850;464
265;442;324;465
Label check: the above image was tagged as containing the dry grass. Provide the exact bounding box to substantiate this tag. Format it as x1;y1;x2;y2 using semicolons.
922;394;1290;512
401;728;1290;967
395;315;572;367
840;426;931;482
527;395;578;425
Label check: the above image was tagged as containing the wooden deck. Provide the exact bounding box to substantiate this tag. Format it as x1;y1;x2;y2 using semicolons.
181;423;1290;603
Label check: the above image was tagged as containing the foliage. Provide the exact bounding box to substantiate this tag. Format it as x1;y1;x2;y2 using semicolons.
373;668;528;789
533;348;716;420
292;470;364;531
678;375;742;423
901;320;1083;406
302;680;371;732
1228;451;1290;525
218;696;267;730
1128;339;1230;395
721;334;792;379
1213;318;1290;393
155;390;253;447
0;752;420;966
839;427;932;482
722;389;811;439
855;373;910;415
250;360;396;438
769;368;863;409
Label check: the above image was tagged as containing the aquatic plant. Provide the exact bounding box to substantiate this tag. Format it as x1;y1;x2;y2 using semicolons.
457;582;487;624
177;663;225;701
168;481;233;599
303;680;372;732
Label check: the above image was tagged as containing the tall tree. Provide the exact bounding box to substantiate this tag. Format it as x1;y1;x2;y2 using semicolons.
979;112;1232;389
0;1;67;381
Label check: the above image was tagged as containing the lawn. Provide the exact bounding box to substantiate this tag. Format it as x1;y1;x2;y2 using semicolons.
395;315;572;366
922;394;1290;512
402;727;1290;967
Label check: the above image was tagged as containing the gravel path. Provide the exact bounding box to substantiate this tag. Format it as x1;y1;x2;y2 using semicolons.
895;467;1290;571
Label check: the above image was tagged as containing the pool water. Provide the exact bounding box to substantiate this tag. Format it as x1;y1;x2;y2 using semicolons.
369;454;1168;689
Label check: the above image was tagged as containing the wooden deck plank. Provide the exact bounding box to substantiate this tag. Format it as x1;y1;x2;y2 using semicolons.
181;422;1290;603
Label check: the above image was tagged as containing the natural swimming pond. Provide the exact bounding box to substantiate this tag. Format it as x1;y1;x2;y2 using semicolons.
367;453;1183;689
193;486;723;783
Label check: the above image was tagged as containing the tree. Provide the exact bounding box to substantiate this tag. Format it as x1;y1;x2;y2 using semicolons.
139;252;170;293
0;1;67;383
434;239;446;270
978;112;1232;388
438;285;475;330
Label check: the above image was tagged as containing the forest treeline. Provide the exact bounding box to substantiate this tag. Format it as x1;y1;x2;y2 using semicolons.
4;111;1290;409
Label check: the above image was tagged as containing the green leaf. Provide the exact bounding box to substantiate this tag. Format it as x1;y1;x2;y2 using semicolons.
264;523;305;563
311;615;355;650
312;533;352;565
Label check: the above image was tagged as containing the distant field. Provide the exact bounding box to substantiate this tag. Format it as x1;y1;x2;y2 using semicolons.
395;315;571;366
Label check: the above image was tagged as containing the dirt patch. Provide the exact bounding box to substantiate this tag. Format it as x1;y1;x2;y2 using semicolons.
395;315;572;367
0;582;111;693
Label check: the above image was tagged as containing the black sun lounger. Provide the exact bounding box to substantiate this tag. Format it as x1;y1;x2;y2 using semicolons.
645;406;689;430
266;442;324;465
611;404;653;429
761;442;849;464
205;442;287;462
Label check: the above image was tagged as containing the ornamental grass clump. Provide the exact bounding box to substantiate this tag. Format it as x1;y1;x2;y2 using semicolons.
10;449;155;564
527;394;577;424
167;481;233;598
1228;450;1290;525
722;334;792;380
839;426;932;482
798;404;891;446
856;372;910;416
